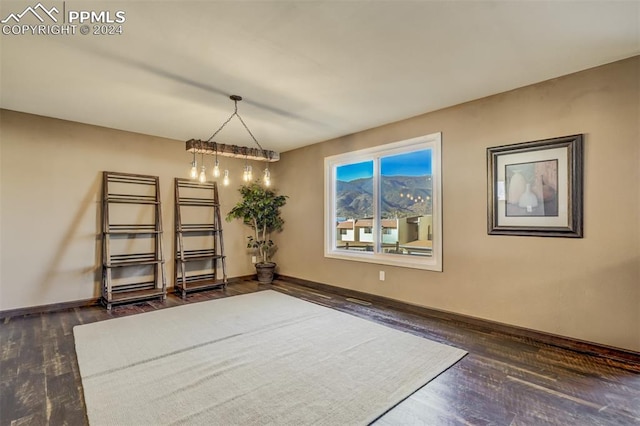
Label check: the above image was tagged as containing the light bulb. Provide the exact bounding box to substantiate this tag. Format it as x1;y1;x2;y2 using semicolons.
213;159;220;178
247;165;253;181
223;170;230;186
190;161;198;179
263;168;271;187
198;166;206;183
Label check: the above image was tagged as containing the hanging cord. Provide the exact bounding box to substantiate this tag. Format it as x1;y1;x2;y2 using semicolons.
236;113;264;151
206;97;265;152
206;106;236;142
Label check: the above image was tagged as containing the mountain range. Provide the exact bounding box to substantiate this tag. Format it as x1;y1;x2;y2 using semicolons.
336;175;432;219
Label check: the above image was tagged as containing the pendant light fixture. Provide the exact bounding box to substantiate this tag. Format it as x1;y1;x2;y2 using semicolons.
189;150;198;179
242;150;253;182
263;151;272;187
186;95;279;186
198;153;207;183
212;143;221;178
263;167;271;187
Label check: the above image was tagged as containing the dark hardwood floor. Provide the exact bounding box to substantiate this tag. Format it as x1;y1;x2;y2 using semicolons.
1;279;638;425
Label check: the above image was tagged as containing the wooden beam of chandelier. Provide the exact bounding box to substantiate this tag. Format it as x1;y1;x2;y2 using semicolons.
186;139;280;163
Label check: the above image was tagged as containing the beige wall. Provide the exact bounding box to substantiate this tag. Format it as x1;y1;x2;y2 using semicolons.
0;111;257;311
274;57;640;351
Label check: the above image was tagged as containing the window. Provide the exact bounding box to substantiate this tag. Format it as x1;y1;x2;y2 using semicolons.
324;133;442;271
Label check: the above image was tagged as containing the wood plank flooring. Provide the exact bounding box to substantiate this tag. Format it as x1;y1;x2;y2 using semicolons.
1;279;638;425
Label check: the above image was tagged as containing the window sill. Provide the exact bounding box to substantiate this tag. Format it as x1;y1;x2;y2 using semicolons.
325;250;442;272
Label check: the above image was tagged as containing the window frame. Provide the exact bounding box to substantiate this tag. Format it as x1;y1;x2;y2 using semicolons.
324;132;442;271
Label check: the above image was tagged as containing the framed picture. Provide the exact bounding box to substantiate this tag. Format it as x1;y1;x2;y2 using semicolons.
487;134;583;237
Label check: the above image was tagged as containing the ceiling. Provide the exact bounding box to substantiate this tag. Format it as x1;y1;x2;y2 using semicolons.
1;1;638;154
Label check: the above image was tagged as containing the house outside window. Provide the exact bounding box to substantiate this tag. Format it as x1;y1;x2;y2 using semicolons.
325;133;442;271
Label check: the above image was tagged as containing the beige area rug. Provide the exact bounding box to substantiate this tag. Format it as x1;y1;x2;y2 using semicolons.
74;290;466;425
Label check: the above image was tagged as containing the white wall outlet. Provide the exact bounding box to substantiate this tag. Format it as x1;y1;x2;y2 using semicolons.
251;256;257;264
379;271;385;281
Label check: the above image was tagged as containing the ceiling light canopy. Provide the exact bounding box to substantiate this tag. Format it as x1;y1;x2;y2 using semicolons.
186;95;279;186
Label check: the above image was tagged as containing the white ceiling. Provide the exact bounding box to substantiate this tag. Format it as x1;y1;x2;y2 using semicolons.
1;1;638;153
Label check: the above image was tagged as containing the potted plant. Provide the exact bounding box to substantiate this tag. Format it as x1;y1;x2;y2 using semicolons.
226;181;287;284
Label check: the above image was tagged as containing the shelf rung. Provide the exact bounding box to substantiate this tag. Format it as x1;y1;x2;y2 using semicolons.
181;273;215;282
106;174;157;186
110;224;157;229
176;179;216;189
111;281;156;293
111;252;157;260
106;231;161;235
106;288;165;304
107;252;163;267
176;250;223;261
177;197;218;206
179;224;217;232
178;256;223;261
184;249;216;255
108;224;160;234
175;277;226;293
107;260;163;267
106;194;159;204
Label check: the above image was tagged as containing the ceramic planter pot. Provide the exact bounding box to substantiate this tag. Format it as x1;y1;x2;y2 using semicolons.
255;262;276;284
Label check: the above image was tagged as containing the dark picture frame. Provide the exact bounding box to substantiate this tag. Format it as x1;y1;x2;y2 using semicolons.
487;134;583;237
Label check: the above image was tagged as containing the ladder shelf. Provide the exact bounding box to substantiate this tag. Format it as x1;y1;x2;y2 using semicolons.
101;171;167;309
174;178;227;298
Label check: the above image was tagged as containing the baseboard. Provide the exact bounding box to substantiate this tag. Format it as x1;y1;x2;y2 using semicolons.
0;275;258;319
276;275;640;367
0;298;101;319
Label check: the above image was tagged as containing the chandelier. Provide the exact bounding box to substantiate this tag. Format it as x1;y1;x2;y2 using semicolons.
186;95;279;186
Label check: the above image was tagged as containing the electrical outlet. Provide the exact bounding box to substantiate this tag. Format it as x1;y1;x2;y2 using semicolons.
251;256;257;264
379;271;385;281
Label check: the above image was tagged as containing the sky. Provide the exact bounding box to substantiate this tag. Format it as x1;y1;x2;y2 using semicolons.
337;149;432;181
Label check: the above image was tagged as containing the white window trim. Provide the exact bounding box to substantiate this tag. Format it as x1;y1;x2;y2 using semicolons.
324;132;442;271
